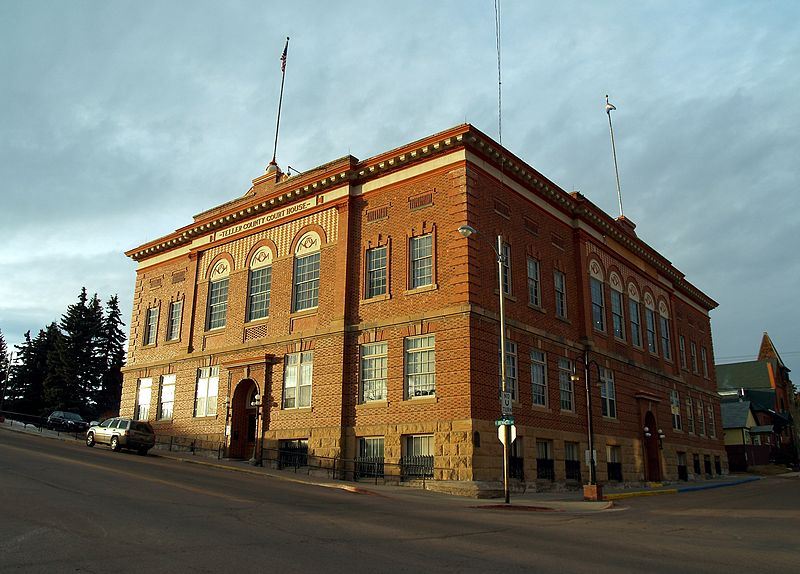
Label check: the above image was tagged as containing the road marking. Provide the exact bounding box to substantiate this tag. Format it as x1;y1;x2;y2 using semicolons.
0;442;252;504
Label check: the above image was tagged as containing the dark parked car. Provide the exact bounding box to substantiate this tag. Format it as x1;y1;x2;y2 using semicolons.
46;411;89;432
86;417;156;455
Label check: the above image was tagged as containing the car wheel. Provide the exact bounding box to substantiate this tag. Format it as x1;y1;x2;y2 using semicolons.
110;436;120;452
86;433;95;447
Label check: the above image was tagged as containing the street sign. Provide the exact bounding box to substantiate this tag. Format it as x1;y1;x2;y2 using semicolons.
495;417;514;427
500;392;513;415
498;424;517;445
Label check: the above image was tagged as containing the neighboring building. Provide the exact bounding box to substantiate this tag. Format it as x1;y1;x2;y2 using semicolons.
121;124;726;494
721;400;770;470
717;333;798;464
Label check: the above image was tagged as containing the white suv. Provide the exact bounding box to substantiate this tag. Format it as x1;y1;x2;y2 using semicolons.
86;417;156;455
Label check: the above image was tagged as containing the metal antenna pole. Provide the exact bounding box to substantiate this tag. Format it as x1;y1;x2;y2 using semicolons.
271;37;290;167
606;95;624;217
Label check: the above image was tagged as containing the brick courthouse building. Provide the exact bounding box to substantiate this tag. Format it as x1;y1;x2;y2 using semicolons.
122;124;727;493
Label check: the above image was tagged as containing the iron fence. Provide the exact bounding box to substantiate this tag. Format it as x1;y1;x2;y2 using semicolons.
536;458;555;481
509;456;525;480
565;460;581;482
607;462;623;482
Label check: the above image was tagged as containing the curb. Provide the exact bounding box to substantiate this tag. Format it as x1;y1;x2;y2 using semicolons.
676;476;761;493
603;476;761;500
604;488;678;500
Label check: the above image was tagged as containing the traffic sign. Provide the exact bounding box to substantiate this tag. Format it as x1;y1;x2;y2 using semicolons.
500;392;513;415
498;424;517;445
495;417;515;427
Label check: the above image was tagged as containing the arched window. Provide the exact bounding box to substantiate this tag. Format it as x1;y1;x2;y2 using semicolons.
643;292;657;354
207;257;231;330
293;231;321;312
609;272;625;340
247;246;274;321
589;260;605;332
627;283;642;347
658;299;672;360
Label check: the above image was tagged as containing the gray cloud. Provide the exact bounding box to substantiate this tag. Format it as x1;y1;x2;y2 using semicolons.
1;1;798;375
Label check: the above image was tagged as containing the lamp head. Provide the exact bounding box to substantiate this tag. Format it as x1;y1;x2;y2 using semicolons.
458;225;477;238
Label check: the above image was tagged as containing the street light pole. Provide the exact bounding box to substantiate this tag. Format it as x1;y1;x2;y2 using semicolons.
249;386;262;466
458;225;511;504
573;352;603;499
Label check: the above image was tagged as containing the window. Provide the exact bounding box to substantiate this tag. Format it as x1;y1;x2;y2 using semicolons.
707;404;716;438
283;351;313;408
660;316;672;360
158;374;176;420
693;453;701;475
361;342;388;402
536;440;555;481
167;301;182;341
293;253;320;311
558;358;574;411
501;242;512;295
530;350;547;406
194;366;219;417
144;307;158;345
610;288;625;339
686;397;695;434
357;437;385;478
677;452;688;481
701;347;709;378
366;246;388;298
554;271;567;318
409;234;433;289
402;434;434;479
645;307;657;354
207;278;229;329
278;439;308;468
527;257;540;306
498;340;518;401
690;342;698;373
629;299;642;347
679;335;687;368
405;335;436;397
565;441;581;481
607;445;623;481
247;266;272;321
590;278;605;332
697;399;706;436
600;368;617;418
670;389;682;430
136;378;152;420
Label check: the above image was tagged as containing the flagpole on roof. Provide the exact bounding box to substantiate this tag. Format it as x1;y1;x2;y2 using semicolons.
270;37;290;172
605;94;624;217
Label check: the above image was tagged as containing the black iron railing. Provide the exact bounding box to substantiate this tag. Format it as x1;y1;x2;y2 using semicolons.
400;455;434;480
565;460;581;482
536;458;555;481
354;456;385;480
509;456;524;480
278;444;309;469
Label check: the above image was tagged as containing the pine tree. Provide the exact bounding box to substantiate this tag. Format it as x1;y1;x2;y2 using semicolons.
0;328;9;409
57;288;103;414
12;327;58;415
43;324;75;413
97;295;126;415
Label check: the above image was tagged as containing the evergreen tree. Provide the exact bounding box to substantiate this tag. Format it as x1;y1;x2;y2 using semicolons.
11;327;57;415
0;328;9;409
97;295;126;415
58;288;103;414
43;324;75;413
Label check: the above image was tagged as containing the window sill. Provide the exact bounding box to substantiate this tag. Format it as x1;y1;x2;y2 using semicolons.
559;410;579;417
245;316;270;325
141;343;157;349
531;404;550;412
204;327;226;335
404;395;437;404
290;308;318;319
493;289;517;302
282;406;313;413
357;400;388;408
405;283;437;295
613;336;626;344
362;293;391;305
527;303;547;314
555;315;570;325
164;339;181;346
601;416;620;423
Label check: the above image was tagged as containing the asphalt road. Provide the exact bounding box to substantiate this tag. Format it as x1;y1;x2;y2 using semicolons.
1;429;797;574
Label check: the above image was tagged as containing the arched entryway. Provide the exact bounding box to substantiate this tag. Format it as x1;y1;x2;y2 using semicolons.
229;379;259;459
643;410;662;482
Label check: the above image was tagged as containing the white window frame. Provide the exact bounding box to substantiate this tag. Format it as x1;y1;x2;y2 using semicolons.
611;288;625;340
590;278;605;332
629;299;642;347
247;265;273;321
670;389;682;430
144;307;158;345
501;242;512;295
645;307;658;354
283;351;313;409
194;366;219;417
530;350;547;407
167;300;182;341
660;316;672;360
207;278;229;330
360;342;388;402
690;342;699;373
701;347;709;378
707;404;716;438
498;340;518;401
404;434;434;457
409;234;433;289
158;374;176;420
697;398;706;436
554;270;567;319
405;334;436;398
366;245;388;298
679;335;687;369
600;368;617;418
527;257;540;307
558;358;574;411
136;377;152;420
293;253;320;312
686;396;695;434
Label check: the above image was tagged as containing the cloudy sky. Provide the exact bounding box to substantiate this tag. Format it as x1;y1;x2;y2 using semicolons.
1;1;798;376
